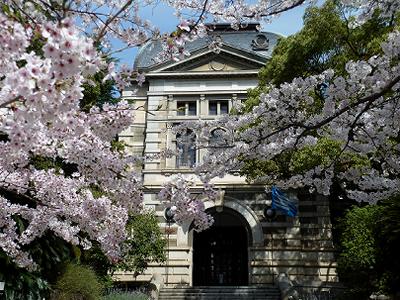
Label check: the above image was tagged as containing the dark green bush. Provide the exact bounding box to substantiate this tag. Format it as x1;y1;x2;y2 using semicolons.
337;204;383;298
52;263;103;300
337;196;400;298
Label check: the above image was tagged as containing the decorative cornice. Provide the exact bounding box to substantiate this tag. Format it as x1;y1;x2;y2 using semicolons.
146;69;259;78
146;90;249;96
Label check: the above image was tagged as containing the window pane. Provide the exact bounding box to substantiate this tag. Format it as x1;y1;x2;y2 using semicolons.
220;101;229;114
209;101;217;115
177;102;186;116
210;128;225;146
188;102;197;116
176;130;196;168
176;141;184;167
188;146;196;167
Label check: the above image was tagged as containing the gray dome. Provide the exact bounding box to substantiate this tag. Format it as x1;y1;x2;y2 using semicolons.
134;24;282;71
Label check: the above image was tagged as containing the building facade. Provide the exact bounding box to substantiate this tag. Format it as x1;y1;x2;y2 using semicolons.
116;24;338;288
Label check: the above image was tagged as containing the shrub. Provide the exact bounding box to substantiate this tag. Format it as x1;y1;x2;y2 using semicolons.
82;211;166;279
337;204;383;298
115;212;166;275
52;263;103;300
337;198;400;298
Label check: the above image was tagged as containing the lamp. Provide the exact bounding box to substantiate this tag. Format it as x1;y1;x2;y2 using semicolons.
263;205;276;221
164;206;176;223
163;205;176;286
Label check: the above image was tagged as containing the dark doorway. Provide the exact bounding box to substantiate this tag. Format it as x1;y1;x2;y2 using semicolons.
193;208;249;286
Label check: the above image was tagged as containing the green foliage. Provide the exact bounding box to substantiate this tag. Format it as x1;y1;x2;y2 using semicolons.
258;1;397;87
289;138;342;173
0;262;49;300
337;204;383;297
53;263;103;300
243;0;399;113
115;212;166;275
80;243;114;287
239;150;293;182
260;1;344;85
337;197;400;297
83;211;166;280
375;196;400;293
111;140;126;153
0;234;75;300
30;155;78;176
81;54;119;112
338;205;382;268
238;0;396;185
102;291;149;300
242;85;270;113
290;138;370;174
240;138;370;183
81;74;118;112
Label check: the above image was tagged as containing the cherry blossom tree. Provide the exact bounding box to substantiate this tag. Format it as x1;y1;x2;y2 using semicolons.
1;0;308;273
1;0;398;275
186;0;400;204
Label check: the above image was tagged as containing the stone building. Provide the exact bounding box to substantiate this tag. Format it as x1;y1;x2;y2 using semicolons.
116;23;338;290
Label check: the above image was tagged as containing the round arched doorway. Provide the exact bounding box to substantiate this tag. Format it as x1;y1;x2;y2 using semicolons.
192;207;250;286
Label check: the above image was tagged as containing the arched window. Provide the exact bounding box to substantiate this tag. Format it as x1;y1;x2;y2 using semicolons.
209;128;228;147
176;129;196;168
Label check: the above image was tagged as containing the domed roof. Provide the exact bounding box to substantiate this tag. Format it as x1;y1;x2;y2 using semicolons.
134;23;282;71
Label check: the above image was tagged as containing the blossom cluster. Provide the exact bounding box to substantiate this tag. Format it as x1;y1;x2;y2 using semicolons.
1;0;399;271
158;175;216;231
0;12;143;269
186;25;400;203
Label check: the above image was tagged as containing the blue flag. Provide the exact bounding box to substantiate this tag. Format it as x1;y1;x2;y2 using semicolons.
271;186;297;217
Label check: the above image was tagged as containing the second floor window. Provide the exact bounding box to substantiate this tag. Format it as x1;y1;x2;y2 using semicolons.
177;101;197;116
209;100;229;115
176;129;196;168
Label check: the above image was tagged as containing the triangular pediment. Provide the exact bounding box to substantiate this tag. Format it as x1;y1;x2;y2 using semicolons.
187;57;254;72
150;46;267;73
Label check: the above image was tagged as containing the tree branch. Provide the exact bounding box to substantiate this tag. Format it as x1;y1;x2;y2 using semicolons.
94;0;133;44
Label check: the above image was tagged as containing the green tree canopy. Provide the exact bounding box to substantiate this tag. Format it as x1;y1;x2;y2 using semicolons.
259;0;396;87
241;0;398;183
338;196;400;296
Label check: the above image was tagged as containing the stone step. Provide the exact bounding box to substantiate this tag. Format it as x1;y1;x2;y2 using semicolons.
158;295;280;300
163;285;277;291
159;286;281;300
159;292;280;295
160;293;280;296
159;285;277;291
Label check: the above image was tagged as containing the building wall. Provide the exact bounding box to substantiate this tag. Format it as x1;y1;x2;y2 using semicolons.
117;74;338;287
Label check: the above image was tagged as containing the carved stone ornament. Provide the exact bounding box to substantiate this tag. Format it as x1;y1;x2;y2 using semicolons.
252;34;269;50
209;60;226;71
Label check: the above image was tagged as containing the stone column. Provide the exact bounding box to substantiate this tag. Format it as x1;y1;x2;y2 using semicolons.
165;122;174;169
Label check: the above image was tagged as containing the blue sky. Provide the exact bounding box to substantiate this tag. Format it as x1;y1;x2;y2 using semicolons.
112;3;307;67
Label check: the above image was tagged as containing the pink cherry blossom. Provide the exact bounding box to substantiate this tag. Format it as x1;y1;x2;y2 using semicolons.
1;0;399;270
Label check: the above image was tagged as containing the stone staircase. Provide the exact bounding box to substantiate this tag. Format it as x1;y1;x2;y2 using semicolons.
158;286;281;300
